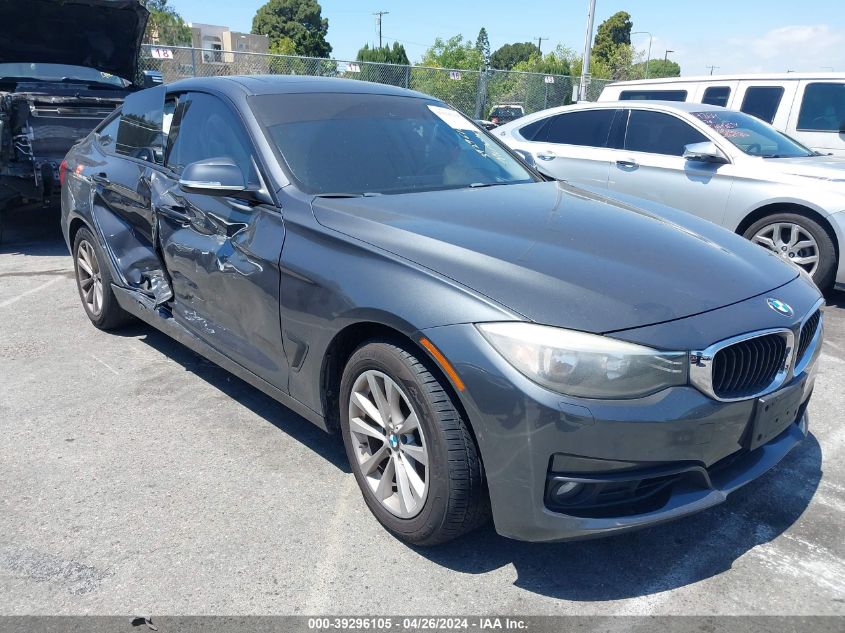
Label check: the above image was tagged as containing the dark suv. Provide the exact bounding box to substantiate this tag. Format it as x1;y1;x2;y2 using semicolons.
0;0;154;231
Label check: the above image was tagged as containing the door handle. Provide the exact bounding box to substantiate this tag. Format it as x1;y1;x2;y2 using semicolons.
536;151;557;161
616;158;639;168
157;203;191;226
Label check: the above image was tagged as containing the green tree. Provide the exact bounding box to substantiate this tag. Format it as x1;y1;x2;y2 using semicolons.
143;0;192;45
252;0;332;58
592;11;632;65
475;27;491;69
634;58;681;78
490;42;540;70
421;35;483;69
356;42;409;65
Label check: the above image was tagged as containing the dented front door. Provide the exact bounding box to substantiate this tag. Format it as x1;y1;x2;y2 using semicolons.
152;91;289;390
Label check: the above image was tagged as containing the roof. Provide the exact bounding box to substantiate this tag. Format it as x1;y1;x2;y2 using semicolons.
597;100;727;113
607;72;845;87
165;75;435;100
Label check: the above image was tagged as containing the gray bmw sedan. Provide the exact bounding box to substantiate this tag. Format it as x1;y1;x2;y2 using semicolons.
60;76;823;544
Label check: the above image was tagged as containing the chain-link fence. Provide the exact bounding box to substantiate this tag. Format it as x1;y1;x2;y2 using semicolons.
140;45;612;118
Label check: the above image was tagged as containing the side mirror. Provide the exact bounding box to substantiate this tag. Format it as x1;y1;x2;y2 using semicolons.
683;141;729;164
513;149;536;167
179;158;246;196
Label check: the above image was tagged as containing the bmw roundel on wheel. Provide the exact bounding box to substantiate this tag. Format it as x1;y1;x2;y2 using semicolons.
60;76;824;544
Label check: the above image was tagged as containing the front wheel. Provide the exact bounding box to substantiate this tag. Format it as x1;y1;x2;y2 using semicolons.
743;212;836;289
339;340;488;545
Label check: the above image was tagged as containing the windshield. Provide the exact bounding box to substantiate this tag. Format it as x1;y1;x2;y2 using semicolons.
691;110;813;158
250;93;536;195
0;63;127;87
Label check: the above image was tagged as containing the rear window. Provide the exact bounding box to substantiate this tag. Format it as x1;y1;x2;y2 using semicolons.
490;106;523;118
702;86;731;107
797;82;845;132
740;86;784;124
619;89;688;101
542;110;615;147
116;87;165;164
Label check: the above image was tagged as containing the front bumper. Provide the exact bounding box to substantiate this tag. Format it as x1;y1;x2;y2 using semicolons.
420;283;822;542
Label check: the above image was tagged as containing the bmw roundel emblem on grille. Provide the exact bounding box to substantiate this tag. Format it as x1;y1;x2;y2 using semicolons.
767;297;794;318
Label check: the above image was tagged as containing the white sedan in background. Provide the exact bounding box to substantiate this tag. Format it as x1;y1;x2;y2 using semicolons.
496;101;845;290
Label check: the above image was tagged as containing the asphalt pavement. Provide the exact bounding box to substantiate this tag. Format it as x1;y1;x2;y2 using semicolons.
1;207;843;616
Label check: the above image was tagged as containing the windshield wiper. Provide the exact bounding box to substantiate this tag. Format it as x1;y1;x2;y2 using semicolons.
468;182;508;188
313;192;383;198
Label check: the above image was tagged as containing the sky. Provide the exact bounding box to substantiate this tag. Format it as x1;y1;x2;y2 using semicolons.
170;0;845;76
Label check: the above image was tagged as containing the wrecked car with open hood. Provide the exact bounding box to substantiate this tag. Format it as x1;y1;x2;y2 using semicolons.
0;0;157;225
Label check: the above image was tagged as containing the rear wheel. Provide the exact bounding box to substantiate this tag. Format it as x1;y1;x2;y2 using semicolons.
743;212;836;289
73;227;132;330
339;340;488;545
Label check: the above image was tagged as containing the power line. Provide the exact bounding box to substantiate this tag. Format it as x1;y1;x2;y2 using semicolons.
373;11;389;48
535;36;548;54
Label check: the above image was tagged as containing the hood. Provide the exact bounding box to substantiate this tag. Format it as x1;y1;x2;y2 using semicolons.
312;182;798;333
0;0;149;82
762;155;845;183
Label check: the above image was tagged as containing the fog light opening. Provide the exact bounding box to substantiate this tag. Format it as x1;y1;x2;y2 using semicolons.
550;480;584;502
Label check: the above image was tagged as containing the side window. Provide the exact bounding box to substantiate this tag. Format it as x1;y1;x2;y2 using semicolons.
740;86;784;123
166;92;258;184
619;90;688;101
116;86;166;164
543;110;615;148
702;86;731;107
624;110;708;156
797;82;845;132
95;110;121;153
517;118;549;141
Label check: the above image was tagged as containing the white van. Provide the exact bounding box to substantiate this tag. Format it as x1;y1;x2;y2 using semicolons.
598;73;845;156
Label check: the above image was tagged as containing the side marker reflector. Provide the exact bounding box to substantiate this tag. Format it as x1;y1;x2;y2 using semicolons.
419;337;465;392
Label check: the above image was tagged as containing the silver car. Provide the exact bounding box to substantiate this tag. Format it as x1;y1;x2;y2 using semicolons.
496;101;845;290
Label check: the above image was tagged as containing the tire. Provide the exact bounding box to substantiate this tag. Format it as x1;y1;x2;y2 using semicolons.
339;340;489;545
72;227;133;330
742;212;837;290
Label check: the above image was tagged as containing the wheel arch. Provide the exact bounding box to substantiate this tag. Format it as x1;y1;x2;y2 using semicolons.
319;321;480;455
735;202;840;266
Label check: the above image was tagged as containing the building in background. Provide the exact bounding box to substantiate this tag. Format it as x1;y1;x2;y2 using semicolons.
188;23;269;63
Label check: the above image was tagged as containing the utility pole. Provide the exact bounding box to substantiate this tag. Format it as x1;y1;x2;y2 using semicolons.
578;0;597;101
632;31;652;78
706;65;719;75
664;49;674;62
373;11;389;48
535;36;548;54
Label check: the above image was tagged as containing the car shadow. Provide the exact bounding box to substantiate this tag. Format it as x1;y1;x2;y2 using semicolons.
414;432;822;600
115;322;352;474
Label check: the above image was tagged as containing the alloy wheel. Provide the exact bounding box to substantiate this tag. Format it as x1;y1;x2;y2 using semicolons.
348;369;429;518
76;240;104;317
751;222;819;277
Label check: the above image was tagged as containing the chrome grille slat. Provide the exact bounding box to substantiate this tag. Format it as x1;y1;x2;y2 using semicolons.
797;310;821;364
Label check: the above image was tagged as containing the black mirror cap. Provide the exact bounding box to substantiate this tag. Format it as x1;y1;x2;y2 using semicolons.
179;158;247;197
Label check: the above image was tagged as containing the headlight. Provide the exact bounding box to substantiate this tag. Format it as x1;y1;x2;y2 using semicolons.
477;322;688;399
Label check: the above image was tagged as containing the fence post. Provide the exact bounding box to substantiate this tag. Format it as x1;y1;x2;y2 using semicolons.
191;47;197;77
405;65;410;89
474;70;489;120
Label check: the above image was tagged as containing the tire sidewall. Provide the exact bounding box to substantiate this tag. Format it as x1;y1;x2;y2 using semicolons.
73;227;113;328
339;342;452;541
743;212;836;288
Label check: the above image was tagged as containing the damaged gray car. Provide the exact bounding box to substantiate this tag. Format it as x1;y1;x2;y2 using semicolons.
0;0;158;235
